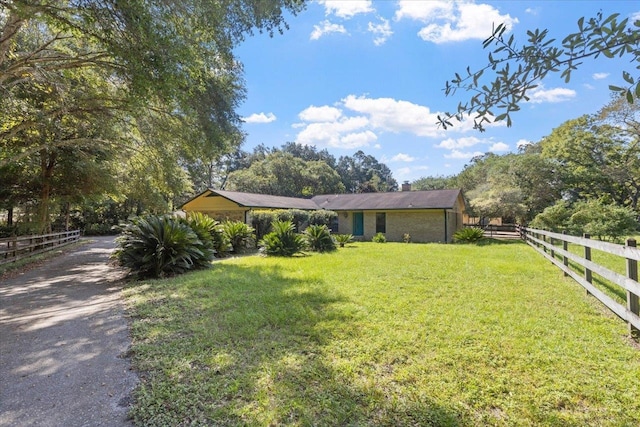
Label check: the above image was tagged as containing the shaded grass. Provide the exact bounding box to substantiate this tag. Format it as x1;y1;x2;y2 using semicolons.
124;241;640;426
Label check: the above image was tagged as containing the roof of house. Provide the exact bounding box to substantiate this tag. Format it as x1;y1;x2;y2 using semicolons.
311;189;462;211
181;188;463;211
205;189;320;210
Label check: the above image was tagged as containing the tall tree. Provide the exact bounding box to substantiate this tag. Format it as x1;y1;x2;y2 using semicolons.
540;114;639;211
412;175;457;191
226;152;345;197
1;0;305;229
336;150;398;193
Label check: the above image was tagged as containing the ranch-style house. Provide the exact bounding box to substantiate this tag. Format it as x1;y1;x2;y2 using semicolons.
180;187;466;243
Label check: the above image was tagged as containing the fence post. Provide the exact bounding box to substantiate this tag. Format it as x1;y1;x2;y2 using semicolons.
584;233;592;296
562;231;568;277
626;238;639;340
550;233;555;260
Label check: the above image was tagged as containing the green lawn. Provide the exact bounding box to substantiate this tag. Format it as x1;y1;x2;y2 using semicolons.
124;240;640;426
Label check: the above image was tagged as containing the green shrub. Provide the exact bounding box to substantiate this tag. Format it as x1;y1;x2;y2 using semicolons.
403;233;411;243
249;210;276;241
530;201;572;232
112;215;214;278
259;220;306;256
309;210;338;229
372;232;386;243
84;223;117;236
334;234;353;248
222;221;255;253
182;212;230;258
453;227;484;243
304;224;336;252
569;199;637;242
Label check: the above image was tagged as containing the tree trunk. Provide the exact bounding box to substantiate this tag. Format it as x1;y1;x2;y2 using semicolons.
7;207;13;226
38;149;57;234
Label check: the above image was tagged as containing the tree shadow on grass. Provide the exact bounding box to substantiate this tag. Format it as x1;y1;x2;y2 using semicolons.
126;263;462;426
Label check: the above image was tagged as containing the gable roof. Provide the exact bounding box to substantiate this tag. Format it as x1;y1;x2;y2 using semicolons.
205;189;319;210
311;189;462;211
181;188;463;211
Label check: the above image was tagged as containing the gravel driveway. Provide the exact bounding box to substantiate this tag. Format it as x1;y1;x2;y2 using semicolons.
0;236;138;427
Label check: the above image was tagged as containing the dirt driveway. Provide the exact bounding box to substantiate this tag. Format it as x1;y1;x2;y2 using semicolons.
0;236;138;427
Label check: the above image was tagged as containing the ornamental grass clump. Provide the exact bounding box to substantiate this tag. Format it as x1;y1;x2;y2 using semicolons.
304;224;336;252
259;220;306;256
113;215;215;279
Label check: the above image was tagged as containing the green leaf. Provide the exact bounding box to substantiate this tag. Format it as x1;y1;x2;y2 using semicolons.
626;89;634;104
622;71;634;84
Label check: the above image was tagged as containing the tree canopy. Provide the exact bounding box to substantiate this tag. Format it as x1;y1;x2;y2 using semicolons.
0;0;305;232
419;93;640;225
219;144;397;198
439;12;640;131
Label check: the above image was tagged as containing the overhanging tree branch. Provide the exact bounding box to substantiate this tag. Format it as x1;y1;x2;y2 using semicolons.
439;12;640;131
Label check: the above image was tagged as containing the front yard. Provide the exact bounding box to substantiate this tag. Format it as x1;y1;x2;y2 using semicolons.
124;240;640;426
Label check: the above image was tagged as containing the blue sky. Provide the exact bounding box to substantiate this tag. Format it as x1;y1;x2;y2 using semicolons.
234;1;639;183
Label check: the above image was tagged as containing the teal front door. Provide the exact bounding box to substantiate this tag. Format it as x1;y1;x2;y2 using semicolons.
353;212;364;236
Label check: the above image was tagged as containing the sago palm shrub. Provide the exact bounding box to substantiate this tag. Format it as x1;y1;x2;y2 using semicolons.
334;234;353;248
182;212;231;258
304;224;336;252
113;215;214;278
222;220;255;253
453;227;484;243
259;220;306;256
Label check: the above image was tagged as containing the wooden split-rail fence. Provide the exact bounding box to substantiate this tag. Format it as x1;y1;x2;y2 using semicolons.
519;226;640;339
0;230;81;266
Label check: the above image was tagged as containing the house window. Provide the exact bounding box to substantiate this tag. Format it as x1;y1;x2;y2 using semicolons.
329;215;338;233
376;212;386;233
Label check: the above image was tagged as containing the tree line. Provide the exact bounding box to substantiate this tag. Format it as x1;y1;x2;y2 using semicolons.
415;94;639;237
0;0;306;234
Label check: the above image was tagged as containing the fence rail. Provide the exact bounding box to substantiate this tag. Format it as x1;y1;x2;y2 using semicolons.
519;226;640;339
0;230;81;266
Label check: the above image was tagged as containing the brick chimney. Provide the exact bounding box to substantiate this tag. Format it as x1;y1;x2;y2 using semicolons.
401;181;411;191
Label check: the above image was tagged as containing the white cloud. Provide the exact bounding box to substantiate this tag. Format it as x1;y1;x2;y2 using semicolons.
525;8;539;15
528;86;576;103
631;12;640;22
310;20;348;40
296;116;370;148
318;0;374;18
374;143;382;149
391;153;415;162
342;95;443;137
340;130;378;149
294;95;491;151
396;1;518;44
435;136;482;150
243;112;276;123
368;18;393;46
516;139;532;149
489;142;509;152
298;105;342;122
592;72;610;80
444;149;484;159
395;1;453;21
